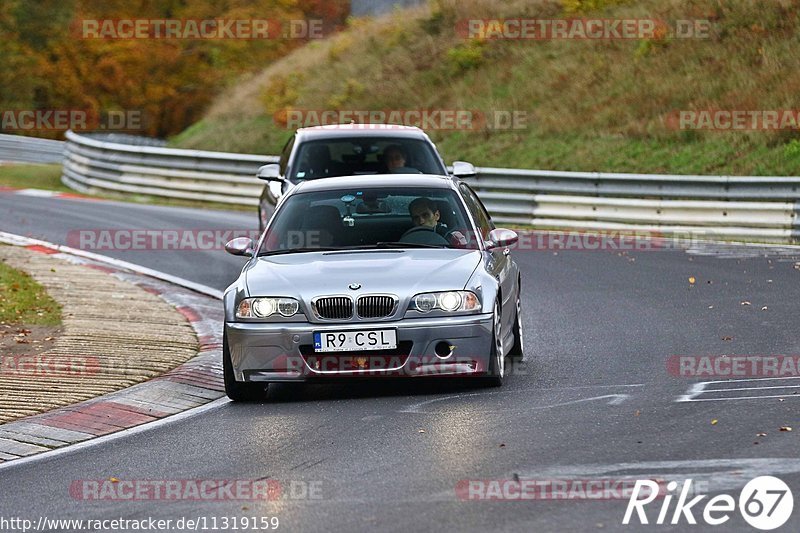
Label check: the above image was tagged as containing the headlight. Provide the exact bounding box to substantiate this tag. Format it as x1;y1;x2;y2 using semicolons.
411;291;480;313
438;292;462;311
414;293;437;313
237;297;300;319
253;299;276;317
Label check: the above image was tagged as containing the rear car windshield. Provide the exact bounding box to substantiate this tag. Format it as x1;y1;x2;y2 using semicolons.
289;138;446;180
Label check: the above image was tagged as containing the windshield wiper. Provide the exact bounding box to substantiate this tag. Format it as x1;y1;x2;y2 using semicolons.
258;247;344;257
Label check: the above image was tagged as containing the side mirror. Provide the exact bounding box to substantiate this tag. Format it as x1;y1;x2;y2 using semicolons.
486;228;518;250
257;163;282;181
225;237;255;257
451;161;477;178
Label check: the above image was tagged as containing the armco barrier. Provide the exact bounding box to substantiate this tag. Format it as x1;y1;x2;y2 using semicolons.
54;130;800;242
0;134;65;164
61;130;277;206
469;169;800;242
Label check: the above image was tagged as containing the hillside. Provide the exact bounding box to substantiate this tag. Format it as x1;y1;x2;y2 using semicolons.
172;0;800;176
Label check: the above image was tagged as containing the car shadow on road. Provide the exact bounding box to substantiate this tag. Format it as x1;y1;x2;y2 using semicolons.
243;358;532;404
258;379;487;404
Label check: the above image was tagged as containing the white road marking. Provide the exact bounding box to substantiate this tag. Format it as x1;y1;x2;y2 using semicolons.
400;390;633;414
676;376;800;402
15;189;58;197
399;392;484;413
685;240;800;260
702;384;800;393
679;394;800;402
702;375;800;384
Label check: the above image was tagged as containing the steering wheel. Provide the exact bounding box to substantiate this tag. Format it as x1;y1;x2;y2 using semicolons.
401;226;435;237
400;226;450;245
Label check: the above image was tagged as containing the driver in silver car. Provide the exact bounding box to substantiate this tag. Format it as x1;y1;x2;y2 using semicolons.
409;197;443;231
402;197;466;247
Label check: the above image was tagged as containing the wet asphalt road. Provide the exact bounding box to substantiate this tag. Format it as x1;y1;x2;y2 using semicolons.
1;192;799;532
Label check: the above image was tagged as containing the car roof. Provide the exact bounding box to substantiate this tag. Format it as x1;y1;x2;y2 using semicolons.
295;124;432;141
292;173;457;193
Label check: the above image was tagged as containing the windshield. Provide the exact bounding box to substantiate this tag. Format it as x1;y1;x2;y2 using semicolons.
289;138;446;180
258;187;481;254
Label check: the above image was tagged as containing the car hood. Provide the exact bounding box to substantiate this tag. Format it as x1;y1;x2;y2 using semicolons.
245;249;481;298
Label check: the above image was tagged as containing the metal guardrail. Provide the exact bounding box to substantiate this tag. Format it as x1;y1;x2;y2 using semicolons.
62;130;277;206
80;132;168;148
56;130;800;243
0;134;65;164
469;168;800;242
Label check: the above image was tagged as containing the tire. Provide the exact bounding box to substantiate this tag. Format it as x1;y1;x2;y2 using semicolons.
508;281;524;360
223;332;267;402
482;300;505;387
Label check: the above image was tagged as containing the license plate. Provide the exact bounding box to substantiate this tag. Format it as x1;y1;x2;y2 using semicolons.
313;329;397;352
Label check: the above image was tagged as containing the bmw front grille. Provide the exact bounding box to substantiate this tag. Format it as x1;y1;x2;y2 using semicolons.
357;295;396;318
312;295;397;320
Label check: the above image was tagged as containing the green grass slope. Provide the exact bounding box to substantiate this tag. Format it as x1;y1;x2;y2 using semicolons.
172;0;800;176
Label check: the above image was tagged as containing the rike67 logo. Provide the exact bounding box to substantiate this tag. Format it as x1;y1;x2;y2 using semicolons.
623;477;793;530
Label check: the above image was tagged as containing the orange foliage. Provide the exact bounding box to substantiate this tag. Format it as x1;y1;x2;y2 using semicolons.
1;0;349;138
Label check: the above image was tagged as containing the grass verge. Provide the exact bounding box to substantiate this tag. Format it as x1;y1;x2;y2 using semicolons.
0;253;61;326
0;164;71;192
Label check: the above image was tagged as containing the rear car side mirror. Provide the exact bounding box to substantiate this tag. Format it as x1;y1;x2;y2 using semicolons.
257;164;282;181
451;161;477;178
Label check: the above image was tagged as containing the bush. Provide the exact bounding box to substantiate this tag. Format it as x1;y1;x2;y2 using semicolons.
783;138;800;159
260;73;304;116
446;40;486;73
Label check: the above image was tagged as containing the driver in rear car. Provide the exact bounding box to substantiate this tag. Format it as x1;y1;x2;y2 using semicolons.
405;197;467;247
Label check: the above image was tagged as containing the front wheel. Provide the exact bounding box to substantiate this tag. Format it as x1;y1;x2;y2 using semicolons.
508;287;524;359
223;332;267;402
482;300;505;387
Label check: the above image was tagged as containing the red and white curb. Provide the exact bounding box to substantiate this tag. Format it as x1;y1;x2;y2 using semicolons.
0;232;226;465
0;186;101;202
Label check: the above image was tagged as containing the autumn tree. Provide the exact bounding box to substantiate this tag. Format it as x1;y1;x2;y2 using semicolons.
1;0;349;138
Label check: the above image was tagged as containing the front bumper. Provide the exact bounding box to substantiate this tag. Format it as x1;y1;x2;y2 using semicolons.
225;313;493;382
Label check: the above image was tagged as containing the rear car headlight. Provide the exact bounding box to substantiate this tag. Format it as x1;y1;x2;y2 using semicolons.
411;291;480;313
237;297;300;319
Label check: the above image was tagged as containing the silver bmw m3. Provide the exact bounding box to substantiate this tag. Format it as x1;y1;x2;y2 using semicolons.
223;173;523;401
